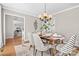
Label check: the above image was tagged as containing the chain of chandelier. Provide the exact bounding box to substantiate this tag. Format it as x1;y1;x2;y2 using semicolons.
38;3;52;22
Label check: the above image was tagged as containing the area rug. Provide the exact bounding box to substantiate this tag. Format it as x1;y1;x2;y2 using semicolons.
14;43;33;56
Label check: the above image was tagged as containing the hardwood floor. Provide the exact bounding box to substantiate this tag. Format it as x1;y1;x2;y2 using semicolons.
1;36;79;56
1;37;22;56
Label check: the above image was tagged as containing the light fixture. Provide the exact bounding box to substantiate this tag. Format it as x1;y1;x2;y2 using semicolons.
38;3;52;22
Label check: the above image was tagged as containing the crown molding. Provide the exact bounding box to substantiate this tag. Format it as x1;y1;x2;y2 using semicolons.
2;5;37;18
54;5;79;15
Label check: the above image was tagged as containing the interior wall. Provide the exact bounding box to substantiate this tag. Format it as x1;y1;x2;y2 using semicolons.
5;15;14;39
54;7;79;42
0;5;3;48
25;15;35;33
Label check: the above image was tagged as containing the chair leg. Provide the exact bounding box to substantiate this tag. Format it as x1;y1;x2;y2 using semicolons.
33;47;34;56
49;48;51;56
33;46;36;56
35;49;37;56
41;51;43;56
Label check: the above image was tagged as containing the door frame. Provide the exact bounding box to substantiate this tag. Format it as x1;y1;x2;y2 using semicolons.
3;12;26;45
0;4;3;48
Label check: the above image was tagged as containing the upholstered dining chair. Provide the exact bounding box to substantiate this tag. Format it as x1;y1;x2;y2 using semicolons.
56;34;77;56
32;33;54;56
26;32;36;56
26;33;34;45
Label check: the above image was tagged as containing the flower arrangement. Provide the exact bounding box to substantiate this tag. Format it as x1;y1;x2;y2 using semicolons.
40;21;54;33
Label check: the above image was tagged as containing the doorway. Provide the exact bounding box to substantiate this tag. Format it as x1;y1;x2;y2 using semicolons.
4;13;25;45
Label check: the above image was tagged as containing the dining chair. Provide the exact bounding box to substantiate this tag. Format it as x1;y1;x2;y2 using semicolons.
26;33;34;45
32;33;54;56
56;34;77;56
26;32;36;56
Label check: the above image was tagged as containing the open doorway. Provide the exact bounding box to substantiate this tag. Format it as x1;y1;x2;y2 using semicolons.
4;13;25;46
13;16;24;38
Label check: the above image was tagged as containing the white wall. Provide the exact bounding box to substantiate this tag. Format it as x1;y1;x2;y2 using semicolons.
25;15;35;33
0;5;3;48
55;7;79;42
5;15;14;38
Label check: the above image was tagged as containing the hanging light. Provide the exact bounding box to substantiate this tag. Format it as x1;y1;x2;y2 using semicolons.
38;3;52;22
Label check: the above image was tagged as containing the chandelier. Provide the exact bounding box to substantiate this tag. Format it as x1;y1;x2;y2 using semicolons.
38;3;52;22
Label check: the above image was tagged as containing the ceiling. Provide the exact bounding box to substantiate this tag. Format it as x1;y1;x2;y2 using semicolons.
2;3;79;17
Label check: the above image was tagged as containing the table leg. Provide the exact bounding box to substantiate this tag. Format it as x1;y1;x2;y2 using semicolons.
50;48;56;56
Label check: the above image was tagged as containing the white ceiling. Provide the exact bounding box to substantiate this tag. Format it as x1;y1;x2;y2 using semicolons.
2;3;79;17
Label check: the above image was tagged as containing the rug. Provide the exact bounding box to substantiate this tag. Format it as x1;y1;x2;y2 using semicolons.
14;43;33;56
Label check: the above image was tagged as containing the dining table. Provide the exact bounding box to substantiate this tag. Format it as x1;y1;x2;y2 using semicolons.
40;35;64;44
39;34;65;56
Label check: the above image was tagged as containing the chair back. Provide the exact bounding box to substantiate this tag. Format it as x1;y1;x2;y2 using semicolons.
32;33;47;51
60;34;77;53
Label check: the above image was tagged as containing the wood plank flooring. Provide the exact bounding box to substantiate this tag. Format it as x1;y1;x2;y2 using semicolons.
1;37;22;56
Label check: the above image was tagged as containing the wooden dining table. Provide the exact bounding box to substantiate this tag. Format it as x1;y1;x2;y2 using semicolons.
39;35;64;56
40;35;64;44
